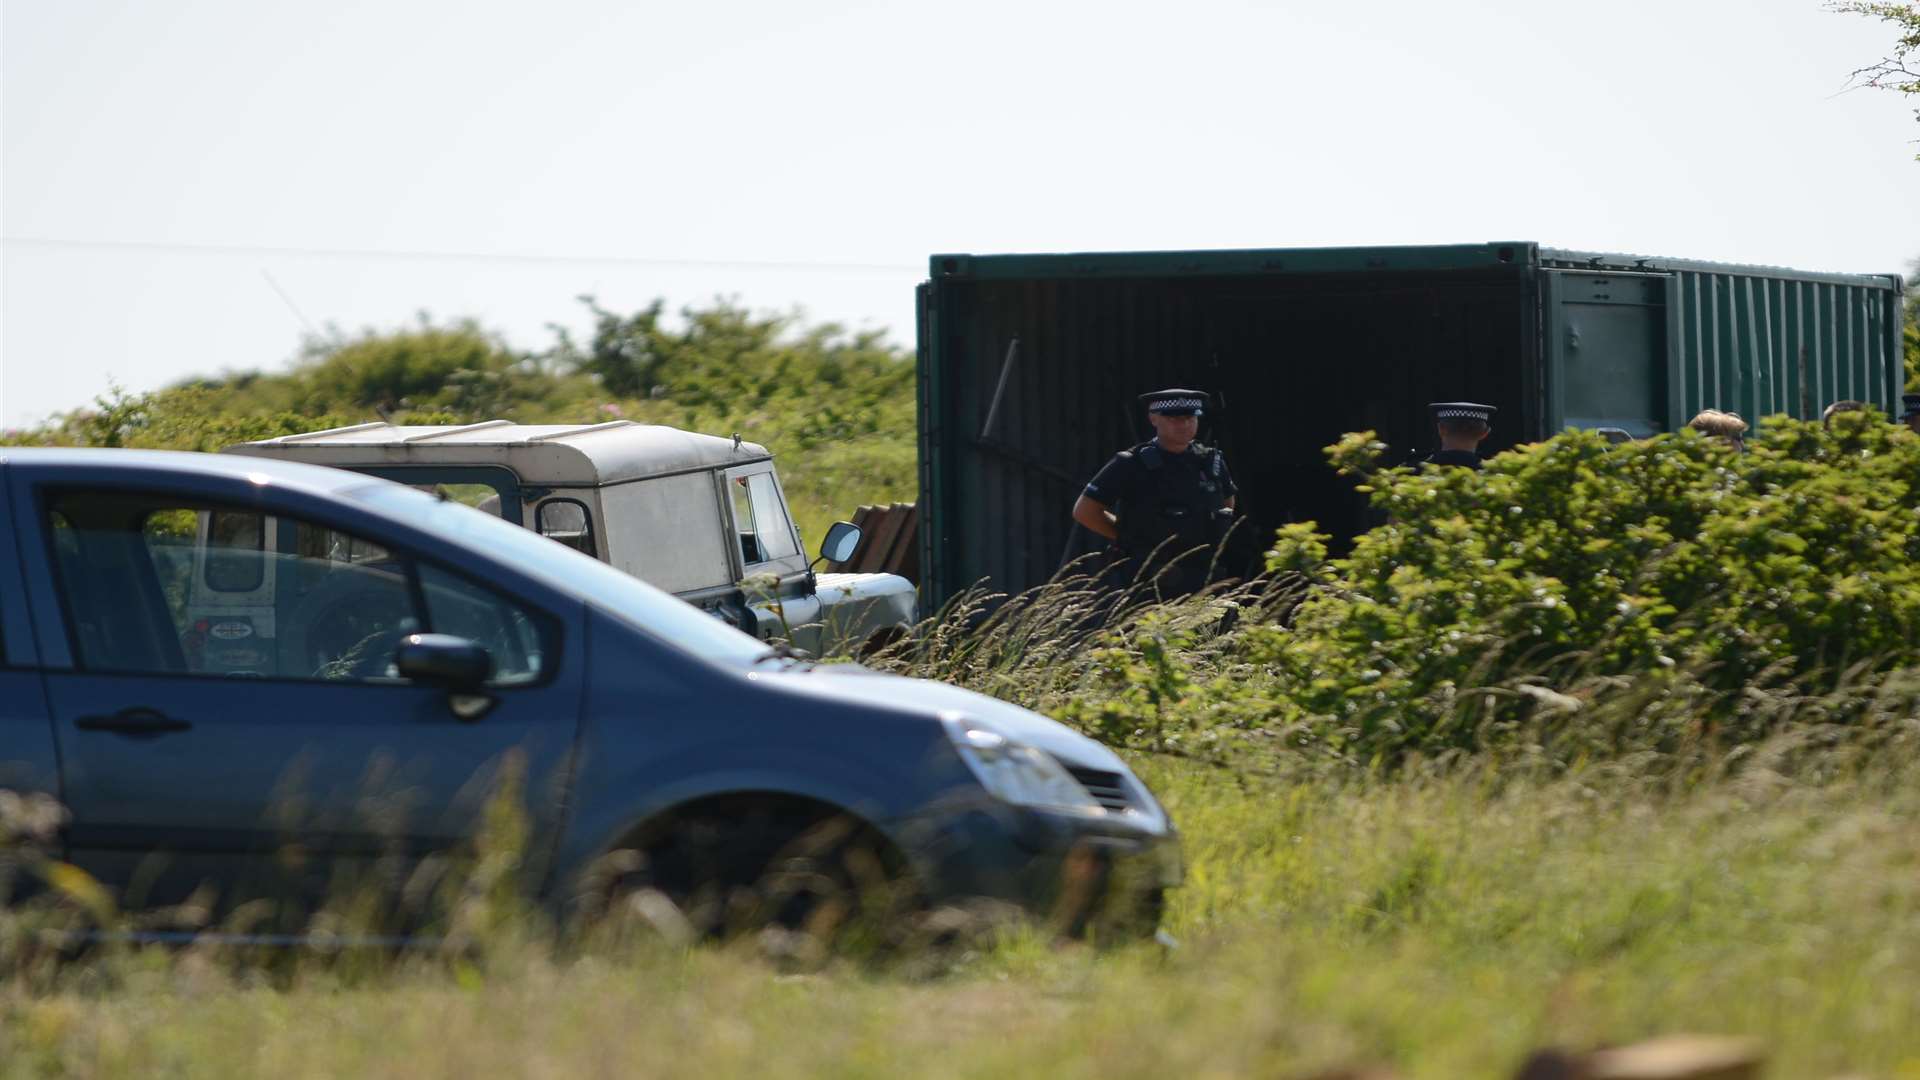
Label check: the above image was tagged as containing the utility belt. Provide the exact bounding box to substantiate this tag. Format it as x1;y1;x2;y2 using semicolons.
1114;505;1234;560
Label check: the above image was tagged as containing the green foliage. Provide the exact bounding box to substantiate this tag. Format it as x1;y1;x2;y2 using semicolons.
1907;256;1919;391
865;570;1306;768
1249;416;1920;759
286;319;552;417
548;297;917;542
554;299;670;398
16;301;918;545
551;296;914;448
1831;1;1920;156
898;417;1920;772
1060;614;1202;753
30;385;360;453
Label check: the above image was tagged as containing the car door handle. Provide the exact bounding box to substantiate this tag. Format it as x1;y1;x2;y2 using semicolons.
75;708;193;737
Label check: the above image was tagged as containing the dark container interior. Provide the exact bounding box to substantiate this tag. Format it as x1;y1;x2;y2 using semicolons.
918;245;1904;607
920;265;1536;603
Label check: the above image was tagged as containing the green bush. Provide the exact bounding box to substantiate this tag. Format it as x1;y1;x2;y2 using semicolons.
550;297;913;451
954;415;1920;772
16;301;919;545
549;298;917;542
1248;413;1920;760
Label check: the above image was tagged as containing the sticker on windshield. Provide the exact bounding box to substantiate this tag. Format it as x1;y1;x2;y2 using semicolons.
209;620;254;640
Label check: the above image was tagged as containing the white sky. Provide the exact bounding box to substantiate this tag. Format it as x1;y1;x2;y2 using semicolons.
3;0;1917;428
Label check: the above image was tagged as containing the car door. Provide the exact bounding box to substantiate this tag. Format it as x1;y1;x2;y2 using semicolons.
0;461;62;902
12;476;584;931
722;465;821;641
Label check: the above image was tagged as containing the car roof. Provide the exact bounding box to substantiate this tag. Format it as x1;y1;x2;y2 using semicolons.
0;445;385;494
222;420;774;486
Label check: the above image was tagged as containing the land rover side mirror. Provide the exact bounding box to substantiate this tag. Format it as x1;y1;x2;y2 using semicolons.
817;521;862;566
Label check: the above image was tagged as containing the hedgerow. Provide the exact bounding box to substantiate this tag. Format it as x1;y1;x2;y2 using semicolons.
15;300;916;545
902;414;1920;771
1249;412;1920;759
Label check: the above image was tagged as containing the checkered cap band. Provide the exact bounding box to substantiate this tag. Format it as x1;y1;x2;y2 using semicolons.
1151;397;1205;412
1435;407;1491;420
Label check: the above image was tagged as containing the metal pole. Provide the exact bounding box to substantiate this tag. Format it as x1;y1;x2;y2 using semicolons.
978;338;1020;440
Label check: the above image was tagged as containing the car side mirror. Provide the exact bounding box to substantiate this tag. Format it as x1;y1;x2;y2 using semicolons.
818;520;862;565
394;633;492;691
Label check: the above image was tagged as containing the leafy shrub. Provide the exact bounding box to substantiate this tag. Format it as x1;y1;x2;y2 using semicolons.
551;297;915;448
26;385;361;453
288;320;548;417
929;415;1920;773
16;300;918;545
1248;412;1920;760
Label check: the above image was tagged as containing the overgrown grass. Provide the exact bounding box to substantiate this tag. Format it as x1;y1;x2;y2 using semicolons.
14;375;1920;1072
6;744;1920;1078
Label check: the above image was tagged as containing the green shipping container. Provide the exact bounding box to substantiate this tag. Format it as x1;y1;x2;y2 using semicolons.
915;242;1906;608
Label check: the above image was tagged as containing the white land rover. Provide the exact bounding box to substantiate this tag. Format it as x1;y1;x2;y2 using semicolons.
222;420;916;656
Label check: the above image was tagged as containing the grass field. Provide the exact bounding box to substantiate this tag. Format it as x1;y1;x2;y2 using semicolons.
6;745;1918;1079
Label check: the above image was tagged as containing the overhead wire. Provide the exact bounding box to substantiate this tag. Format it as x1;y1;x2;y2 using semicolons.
0;235;923;276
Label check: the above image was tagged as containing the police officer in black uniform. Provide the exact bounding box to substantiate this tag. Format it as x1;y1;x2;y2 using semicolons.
1071;388;1237;598
1425;401;1496;469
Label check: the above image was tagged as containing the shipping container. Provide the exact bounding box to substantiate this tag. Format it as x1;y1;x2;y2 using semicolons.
915;242;1906;608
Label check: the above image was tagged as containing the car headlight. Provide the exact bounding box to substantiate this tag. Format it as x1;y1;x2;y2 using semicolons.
947;721;1104;816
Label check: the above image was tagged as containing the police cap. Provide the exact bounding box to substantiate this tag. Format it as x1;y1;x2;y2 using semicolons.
1429;401;1497;424
1140;388;1209;416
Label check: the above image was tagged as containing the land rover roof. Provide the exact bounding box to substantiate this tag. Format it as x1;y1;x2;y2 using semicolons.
226;420;773;486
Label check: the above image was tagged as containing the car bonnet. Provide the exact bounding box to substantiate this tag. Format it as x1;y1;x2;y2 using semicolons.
753;665;1132;775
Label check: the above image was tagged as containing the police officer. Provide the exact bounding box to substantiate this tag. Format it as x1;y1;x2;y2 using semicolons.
1071;388;1236;597
1425;401;1496;469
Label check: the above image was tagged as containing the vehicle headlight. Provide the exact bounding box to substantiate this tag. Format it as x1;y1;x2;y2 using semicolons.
947;721;1104;815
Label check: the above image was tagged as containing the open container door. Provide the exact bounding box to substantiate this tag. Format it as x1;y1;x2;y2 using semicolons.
917;245;1540;605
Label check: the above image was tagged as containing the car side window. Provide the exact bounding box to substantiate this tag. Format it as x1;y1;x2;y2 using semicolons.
535;499;595;557
728;475;765;565
44;490;423;683
416;563;551;686
744;473;799;561
729;470;799;567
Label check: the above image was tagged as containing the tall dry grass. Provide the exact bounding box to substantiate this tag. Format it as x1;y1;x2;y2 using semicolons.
6;740;1920;1078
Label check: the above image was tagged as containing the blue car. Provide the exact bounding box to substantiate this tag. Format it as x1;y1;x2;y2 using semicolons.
0;448;1178;940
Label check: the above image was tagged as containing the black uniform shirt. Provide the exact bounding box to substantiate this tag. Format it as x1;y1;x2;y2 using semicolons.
1084;440;1236;507
1424;449;1483;470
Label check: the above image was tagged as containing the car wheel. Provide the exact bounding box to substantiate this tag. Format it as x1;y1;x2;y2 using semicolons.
602;809;910;945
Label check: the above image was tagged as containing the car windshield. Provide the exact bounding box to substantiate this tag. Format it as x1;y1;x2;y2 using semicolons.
348;482;768;668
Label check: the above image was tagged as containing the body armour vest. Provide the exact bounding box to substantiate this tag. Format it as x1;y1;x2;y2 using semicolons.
1116;441;1230;560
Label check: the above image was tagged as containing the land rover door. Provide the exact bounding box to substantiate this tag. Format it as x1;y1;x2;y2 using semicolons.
720;464;820;642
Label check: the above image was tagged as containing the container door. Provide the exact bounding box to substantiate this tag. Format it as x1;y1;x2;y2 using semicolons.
1543;271;1671;438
